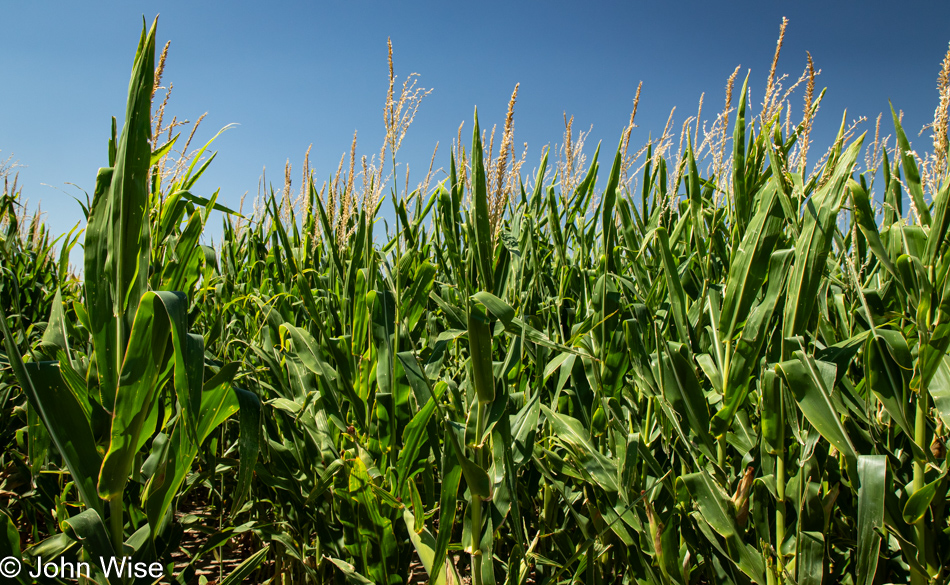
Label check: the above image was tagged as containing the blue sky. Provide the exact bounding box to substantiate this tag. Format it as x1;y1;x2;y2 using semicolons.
2;1;949;242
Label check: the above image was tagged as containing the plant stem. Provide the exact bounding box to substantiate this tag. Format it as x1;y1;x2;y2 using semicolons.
472;493;484;585
641;397;653;489
912;389;931;585
775;385;786;582
110;500;123;554
472;400;487;585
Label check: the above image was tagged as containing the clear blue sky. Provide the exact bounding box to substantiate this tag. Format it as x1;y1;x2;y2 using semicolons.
3;0;949;242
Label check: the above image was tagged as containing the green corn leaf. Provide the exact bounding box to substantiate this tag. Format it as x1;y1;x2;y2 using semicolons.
776;352;858;475
84;166;120;408
541;405;619;493
471;112;494;292
370;289;400;448
655;226;691;347
442;418;491;498
38;288;69;359
143;362;240;531
403;261;436;333
661;342;715;457
468;301;495;404
925;180;950;266
677;470;766;584
25;362;102;514
304;459;345;507
395;385;443;499
732;73;751;228
919;263;950;389
0;300;102;514
82;19;157;414
547;186;566;266
160;210;204;293
21;534;77;574
783;136;864;345
110;18;155;320
282;316;364;428
328;556;377;585
175;188;242;216
429;436;462;584
402;509;456;585
798;531;825;585
149;134;178;166
713;248;792;436
760;369;783;455
472;291;579;354
510;392;540;467
851;179;900;280
230;387;261;515
719;182;783;343
219;545;271;585
896;253;930;312
864;330;915;441
98;291;204;501
903;472;945;525
891;103;930;226
60;509;116;565
602;142;622;271
856;455;886;585
346;456;399;584
929;355;950;429
0;512;26;585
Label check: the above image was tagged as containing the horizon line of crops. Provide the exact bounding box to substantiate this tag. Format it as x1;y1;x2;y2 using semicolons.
2;15;950;585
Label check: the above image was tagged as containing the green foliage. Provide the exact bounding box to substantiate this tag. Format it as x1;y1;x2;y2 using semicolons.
2;17;950;585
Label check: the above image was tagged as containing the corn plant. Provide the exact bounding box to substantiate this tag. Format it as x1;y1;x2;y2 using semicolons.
0;19;261;585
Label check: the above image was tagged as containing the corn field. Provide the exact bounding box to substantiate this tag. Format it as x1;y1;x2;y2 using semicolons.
3;17;950;585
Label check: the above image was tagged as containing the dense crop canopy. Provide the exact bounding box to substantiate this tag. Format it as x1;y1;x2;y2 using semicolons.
2;17;950;585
